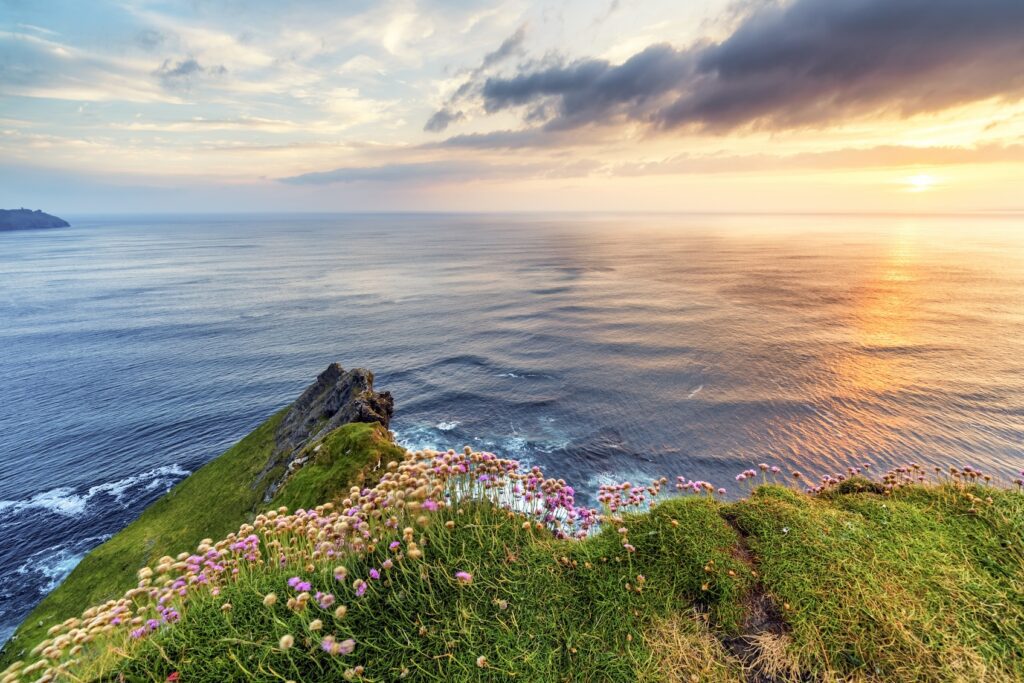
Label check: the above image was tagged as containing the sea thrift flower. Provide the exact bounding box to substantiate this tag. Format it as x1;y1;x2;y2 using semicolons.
354;579;368;597
279;634;294;650
455;571;473;585
263;593;278;607
369;568;381;580
477;655;488;668
309;619;323;631
322;635;356;655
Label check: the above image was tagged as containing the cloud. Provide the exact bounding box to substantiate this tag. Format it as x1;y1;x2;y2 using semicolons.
427;127;604;150
278;156;599;185
154;57;227;90
470;0;1024;134
612;142;1024;176
135;28;165;51
480;25;526;69
279;160;489;185
424;108;465;132
424;25;527;132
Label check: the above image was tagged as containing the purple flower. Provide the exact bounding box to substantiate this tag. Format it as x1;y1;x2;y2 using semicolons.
455;571;473;584
389;541;401;551
369;568;381;580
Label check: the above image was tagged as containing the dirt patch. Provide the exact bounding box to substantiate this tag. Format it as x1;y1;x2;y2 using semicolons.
716;514;804;683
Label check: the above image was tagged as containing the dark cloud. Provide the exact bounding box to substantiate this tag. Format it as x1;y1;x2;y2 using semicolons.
423;108;464;132
154;57;227;90
424;25;527;132
473;0;1024;134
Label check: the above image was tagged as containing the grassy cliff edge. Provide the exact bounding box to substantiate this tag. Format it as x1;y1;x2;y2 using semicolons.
2;410;1022;681
0;414;402;668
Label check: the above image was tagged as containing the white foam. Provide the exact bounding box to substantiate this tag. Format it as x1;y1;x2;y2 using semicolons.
87;463;189;506
0;487;87;517
0;464;190;518
435;420;460;431
687;384;704;398
14;534;111;593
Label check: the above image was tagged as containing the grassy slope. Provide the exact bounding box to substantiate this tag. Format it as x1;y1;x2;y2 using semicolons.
110;483;1022;682
0;414;403;667
730;482;1024;681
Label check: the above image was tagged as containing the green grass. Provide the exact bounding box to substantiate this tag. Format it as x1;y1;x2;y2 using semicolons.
4;423;1023;682
112;497;749;682
729;482;1024;681
271;423;405;512
107;483;1023;682
0;414;400;668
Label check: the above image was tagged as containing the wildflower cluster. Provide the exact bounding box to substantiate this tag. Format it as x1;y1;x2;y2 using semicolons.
3;444;1020;683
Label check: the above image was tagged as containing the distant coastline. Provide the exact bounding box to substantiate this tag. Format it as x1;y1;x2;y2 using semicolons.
0;209;70;231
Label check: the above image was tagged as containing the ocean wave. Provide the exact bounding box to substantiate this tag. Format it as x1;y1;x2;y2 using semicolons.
13;534;111;594
0;464;189;518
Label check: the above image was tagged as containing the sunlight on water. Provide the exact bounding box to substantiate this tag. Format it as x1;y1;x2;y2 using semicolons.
0;213;1022;641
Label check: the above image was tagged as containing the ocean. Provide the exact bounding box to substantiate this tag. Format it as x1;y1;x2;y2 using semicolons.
1;213;1023;644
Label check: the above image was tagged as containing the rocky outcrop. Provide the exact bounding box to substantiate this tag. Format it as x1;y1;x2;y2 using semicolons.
0;209;70;231
255;363;394;500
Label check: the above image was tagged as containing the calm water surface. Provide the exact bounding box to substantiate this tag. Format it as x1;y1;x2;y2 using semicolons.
1;213;1023;642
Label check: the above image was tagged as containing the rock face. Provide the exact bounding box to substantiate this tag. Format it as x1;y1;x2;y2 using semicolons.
256;363;394;500
0;209;70;231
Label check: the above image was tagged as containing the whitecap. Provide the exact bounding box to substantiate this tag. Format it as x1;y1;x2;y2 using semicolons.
87;463;190;506
435;420;460;431
14;534;111;594
0;487;87;517
0;464;190;518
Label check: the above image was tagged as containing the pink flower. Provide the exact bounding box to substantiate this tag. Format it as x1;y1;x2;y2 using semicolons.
455;571;473;584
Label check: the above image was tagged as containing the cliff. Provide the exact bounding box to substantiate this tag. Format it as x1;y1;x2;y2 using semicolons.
0;364;400;667
2;366;1023;682
0;209;70;231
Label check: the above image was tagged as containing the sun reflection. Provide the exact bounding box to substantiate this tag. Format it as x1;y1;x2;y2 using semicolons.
837;224;922;394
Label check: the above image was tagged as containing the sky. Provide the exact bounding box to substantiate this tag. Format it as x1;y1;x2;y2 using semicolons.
1;0;1023;213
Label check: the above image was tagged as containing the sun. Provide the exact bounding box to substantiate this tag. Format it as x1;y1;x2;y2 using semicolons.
905;174;937;192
